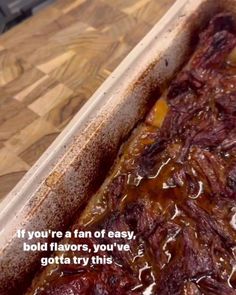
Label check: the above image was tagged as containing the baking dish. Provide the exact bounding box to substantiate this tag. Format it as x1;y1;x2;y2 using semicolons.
0;0;235;294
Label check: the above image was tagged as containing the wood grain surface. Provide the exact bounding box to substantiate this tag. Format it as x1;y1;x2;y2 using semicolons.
0;0;175;200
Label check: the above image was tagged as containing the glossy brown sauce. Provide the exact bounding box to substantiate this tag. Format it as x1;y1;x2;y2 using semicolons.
29;13;236;295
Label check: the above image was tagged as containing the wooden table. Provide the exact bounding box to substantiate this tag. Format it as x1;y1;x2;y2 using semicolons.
0;0;175;200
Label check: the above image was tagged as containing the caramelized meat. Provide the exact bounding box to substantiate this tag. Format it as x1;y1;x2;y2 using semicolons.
28;14;236;295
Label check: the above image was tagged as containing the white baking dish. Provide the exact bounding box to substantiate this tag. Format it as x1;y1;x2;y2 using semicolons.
1;0;235;293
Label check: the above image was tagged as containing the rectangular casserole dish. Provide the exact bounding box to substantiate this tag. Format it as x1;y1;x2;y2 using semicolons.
1;0;236;293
